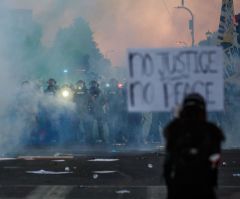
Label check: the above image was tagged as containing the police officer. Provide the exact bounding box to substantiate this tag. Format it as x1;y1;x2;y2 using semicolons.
163;93;225;199
45;78;58;95
105;78;124;144
87;80;106;143
73;80;89;143
57;84;76;144
38;78;59;145
75;80;88;94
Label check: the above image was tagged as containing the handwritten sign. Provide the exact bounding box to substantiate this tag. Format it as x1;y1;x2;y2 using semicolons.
127;47;224;112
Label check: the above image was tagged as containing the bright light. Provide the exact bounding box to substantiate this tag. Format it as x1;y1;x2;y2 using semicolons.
63;69;68;73
118;83;123;89
106;83;110;87
62;90;70;98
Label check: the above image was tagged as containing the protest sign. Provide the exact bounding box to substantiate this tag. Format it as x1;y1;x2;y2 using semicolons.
127;47;224;112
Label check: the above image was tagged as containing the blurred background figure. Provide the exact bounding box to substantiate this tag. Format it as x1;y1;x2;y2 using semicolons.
87;80;106;144
35;78;59;145
105;78;125;144
146;113;161;143
73;80;90;143
56;84;76;144
45;78;58;95
163;93;225;199
16;80;38;146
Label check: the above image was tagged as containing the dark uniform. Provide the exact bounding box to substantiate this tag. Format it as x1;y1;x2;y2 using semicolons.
163;93;225;199
105;79;124;143
73;80;89;142
36;78;59;145
44;78;58;95
87;80;106;143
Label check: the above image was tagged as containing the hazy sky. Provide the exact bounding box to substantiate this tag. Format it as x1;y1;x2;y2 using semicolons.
2;0;240;66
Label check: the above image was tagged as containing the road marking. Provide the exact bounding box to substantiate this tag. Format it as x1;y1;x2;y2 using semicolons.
88;158;119;162
93;170;117;174
0;158;16;161
26;186;73;199
18;156;74;160
26;169;73;175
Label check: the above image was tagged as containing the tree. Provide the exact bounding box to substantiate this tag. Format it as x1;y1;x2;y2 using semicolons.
49;17;110;82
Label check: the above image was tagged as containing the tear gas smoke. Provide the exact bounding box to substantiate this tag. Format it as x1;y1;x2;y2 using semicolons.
0;1;239;154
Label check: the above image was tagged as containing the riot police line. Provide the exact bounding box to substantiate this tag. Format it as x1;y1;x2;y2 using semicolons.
17;78;170;146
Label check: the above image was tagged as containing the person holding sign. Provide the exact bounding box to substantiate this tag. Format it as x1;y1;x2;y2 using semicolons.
163;93;225;199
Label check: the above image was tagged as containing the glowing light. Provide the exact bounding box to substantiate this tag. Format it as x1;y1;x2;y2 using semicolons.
63;69;68;73
118;83;123;89
62;90;70;98
106;83;110;87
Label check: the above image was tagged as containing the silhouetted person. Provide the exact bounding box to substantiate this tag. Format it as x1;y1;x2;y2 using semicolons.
163;93;225;199
45;78;58;95
73;80;89;143
87;80;105;143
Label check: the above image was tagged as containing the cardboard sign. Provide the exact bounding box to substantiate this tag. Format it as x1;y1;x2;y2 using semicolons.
127;47;224;112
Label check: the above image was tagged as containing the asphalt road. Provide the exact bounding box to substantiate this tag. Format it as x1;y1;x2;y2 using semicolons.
0;145;240;198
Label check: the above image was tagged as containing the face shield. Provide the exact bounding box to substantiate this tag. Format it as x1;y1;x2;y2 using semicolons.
76;83;85;90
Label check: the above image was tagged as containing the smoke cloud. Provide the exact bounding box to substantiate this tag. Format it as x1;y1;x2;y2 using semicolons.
2;0;239;66
0;0;239;153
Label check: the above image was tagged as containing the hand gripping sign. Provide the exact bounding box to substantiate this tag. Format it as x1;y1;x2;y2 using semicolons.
127;47;224;112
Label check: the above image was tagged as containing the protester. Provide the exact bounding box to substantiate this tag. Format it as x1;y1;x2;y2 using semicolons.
163;93;225;199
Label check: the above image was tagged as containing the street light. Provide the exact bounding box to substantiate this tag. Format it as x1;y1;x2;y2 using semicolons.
175;1;195;46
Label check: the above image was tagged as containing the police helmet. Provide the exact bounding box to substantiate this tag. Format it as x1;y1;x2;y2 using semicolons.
47;78;57;86
89;80;99;88
76;80;85;85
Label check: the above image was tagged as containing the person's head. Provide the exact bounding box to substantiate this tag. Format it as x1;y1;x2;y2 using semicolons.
89;80;99;88
76;80;86;90
179;93;206;121
47;78;57;86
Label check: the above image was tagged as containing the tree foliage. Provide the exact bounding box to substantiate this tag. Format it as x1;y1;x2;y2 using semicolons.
49;17;110;82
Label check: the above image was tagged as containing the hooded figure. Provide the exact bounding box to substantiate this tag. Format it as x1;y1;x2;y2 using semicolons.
163;93;225;199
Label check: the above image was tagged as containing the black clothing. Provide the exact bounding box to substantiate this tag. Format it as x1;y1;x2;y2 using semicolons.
105;87;125;143
127;112;143;144
73;89;90;142
163;118;224;199
87;87;105;142
44;85;58;95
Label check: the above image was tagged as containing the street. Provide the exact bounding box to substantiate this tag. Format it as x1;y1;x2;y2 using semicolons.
0;145;240;198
